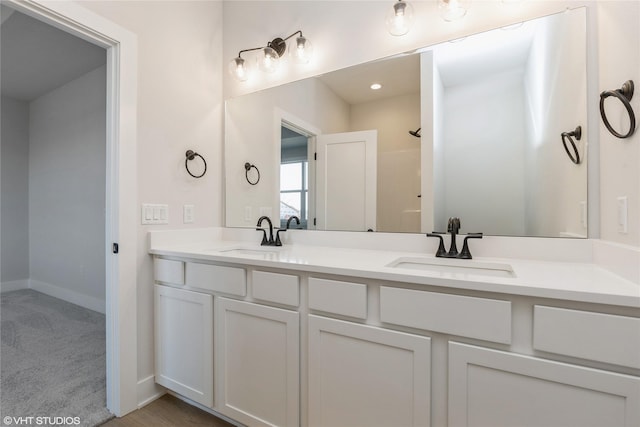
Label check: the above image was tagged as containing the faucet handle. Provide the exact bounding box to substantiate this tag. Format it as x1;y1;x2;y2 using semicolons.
458;233;483;259
447;217;461;233
255;228;269;246
275;228;284;246
427;233;447;257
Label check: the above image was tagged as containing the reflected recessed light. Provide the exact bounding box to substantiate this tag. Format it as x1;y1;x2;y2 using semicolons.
370;83;382;90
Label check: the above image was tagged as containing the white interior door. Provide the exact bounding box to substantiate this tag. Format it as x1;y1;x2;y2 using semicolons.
316;130;377;231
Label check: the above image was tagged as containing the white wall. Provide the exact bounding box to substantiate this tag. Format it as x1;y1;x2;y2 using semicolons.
1;96;30;283
225;77;350;227
597;1;640;246
28;65;106;305
78;0;224;387
349;93;421;232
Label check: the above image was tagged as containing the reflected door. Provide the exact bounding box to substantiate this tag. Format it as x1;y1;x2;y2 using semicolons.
315;130;377;231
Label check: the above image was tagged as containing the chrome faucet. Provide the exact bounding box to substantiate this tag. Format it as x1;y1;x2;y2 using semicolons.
275;215;300;246
427;217;483;259
256;216;276;246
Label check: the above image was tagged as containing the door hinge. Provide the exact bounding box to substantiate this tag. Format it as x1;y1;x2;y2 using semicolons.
313;218;317;226
112;243;119;254
314;152;317;161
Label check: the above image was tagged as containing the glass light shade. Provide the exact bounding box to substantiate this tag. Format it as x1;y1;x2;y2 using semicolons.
289;35;314;64
259;46;280;73
438;0;471;22
228;56;250;82
385;0;414;36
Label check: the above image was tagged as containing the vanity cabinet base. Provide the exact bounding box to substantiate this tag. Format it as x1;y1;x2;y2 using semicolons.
448;342;640;427
154;285;213;407
308;315;431;427
215;297;299;427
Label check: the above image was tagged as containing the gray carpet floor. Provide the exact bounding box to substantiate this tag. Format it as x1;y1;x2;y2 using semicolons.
1;289;114;426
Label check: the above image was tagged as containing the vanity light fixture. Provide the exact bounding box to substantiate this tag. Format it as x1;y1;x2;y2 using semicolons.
385;0;414;36
438;0;472;22
229;30;314;82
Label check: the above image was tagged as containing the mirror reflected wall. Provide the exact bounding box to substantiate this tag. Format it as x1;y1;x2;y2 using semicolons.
225;7;588;238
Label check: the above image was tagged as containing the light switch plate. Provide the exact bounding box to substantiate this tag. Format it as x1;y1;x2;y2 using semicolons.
142;204;169;225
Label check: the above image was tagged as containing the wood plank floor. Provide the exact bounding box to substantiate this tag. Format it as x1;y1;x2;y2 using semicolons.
100;394;235;427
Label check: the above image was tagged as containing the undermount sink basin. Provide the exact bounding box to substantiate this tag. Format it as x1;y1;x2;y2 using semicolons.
387;257;516;278
217;247;280;259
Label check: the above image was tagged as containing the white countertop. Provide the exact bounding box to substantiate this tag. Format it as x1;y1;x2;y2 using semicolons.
149;238;640;308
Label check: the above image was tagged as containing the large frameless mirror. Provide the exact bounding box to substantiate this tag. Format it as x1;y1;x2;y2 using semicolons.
225;7;588;238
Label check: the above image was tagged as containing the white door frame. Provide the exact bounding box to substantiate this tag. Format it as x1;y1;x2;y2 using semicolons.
6;0;139;416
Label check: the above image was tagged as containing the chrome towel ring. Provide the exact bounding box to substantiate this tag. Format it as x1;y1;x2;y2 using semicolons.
185;150;207;178
561;126;582;165
600;80;636;139
245;162;260;185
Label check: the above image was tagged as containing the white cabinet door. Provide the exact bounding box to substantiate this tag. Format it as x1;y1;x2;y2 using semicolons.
154;284;213;407
215;298;299;427
449;342;640;427
308;315;431;427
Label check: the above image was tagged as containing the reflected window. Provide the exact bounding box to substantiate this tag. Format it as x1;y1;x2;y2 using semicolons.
280;161;308;228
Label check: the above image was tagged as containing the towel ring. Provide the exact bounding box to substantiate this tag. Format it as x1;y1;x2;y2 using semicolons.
561;126;582;165
185;150;207;178
599;80;636;139
245;162;260;185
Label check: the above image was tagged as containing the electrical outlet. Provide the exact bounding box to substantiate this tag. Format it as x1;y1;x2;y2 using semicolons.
617;197;628;233
244;206;252;222
183;204;195;224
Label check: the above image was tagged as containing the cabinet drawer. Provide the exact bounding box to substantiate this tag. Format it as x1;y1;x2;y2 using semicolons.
154;258;184;285
309;278;367;319
380;287;511;344
186;262;246;296
252;270;299;307
534;306;640;369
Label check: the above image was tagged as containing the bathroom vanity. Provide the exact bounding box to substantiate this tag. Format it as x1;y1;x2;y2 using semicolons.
149;231;640;427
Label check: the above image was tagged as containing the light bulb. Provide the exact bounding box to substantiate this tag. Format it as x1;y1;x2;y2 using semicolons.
259;46;280;73
228;56;250;82
385;0;414;36
438;0;471;22
289;35;314;64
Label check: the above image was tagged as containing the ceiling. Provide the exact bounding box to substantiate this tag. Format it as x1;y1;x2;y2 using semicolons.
316;19;536;107
1;5;106;101
318;54;421;105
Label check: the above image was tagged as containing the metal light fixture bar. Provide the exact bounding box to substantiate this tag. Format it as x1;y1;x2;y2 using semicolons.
237;30;303;58
229;30;313;82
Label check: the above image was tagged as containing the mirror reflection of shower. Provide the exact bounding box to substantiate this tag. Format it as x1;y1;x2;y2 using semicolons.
409;127;421;138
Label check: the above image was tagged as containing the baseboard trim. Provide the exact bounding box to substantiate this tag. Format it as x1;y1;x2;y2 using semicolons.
29;279;106;314
0;279;30;293
137;375;166;408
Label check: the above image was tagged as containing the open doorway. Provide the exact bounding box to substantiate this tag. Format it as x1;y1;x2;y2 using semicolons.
1;4;111;423
0;0;140;417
